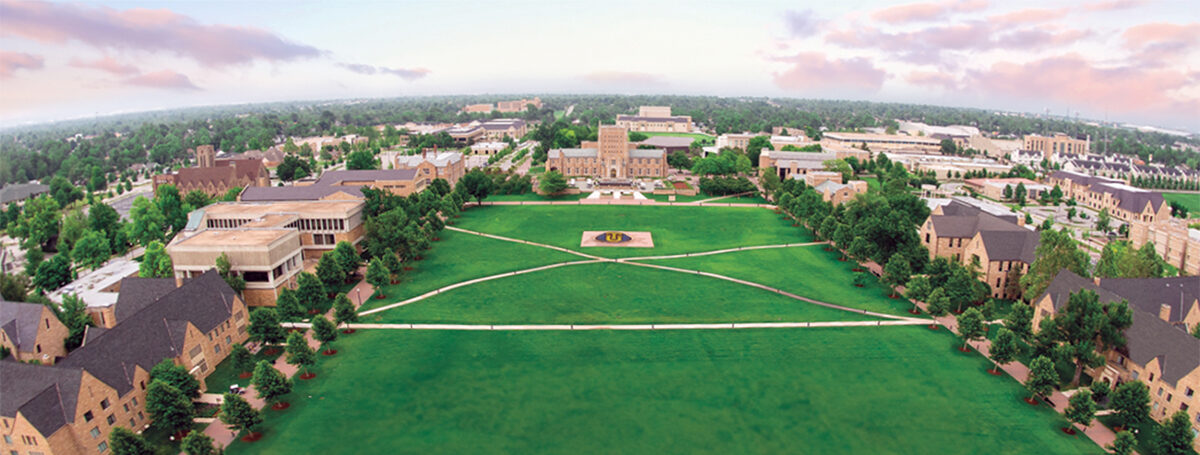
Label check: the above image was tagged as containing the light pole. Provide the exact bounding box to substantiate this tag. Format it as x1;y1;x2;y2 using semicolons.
355;288;361;307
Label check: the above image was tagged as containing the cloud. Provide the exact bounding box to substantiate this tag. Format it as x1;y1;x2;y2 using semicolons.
123;70;201;90
69;56;140;76
0;0;321;66
869;0;988;24
771;52;886;92
783;9;819;37
0;51;44;78
1083;0;1145;12
1122;22;1200;66
965;54;1197;114
337;62;430;80
582;71;666;85
825;22;1091;65
905;71;960;90
988;8;1069;26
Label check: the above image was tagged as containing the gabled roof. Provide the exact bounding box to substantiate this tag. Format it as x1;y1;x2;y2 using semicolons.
1096;276;1199;322
1037;269;1123;312
112;278;178;322
0;300;48;352
628;149;665;159
929;211;1024;238
0;183;49;204
548;148;598;159
0;361;83;435
1125;308;1200;385
977;229;1039;263
1090;182;1166;213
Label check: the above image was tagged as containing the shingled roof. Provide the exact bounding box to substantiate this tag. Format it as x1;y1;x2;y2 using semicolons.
0;183;49;204
977;229;1039;263
1125;308;1200;386
1095;276;1199;323
0;361;83;435
0;300;47;352
112;277;178;323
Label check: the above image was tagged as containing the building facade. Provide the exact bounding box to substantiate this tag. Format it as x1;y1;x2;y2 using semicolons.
394;151;466;187
820;132;941;152
1047;171;1170;223
480;119;527;141
919;200;1037;299
1;301;69;364
546;126;668;179
615;106;693;133
1130;217;1200;276
152;145;271;198
1024;133;1089;159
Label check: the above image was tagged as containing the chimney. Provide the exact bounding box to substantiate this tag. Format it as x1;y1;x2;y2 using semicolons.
1159;304;1171;322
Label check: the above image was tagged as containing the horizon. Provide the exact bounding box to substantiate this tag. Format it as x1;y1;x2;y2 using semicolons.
1;0;1198;132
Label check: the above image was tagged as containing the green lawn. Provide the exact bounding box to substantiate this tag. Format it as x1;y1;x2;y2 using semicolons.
1163;192;1200;218
483;192;588;202
226;328;1100;455
358;229;580;312
640;131;715;142
372;261;873;324
203;345;284;393
452;205;809;259
640;245;917;317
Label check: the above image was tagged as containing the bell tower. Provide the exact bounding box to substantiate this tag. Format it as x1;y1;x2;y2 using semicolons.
598;125;628;179
195;145;215;168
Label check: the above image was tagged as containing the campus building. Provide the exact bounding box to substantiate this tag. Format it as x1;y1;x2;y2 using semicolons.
615;106;693;133
820;132;941;152
480;119;527;141
963;178;1049;201
0;182;49;205
1023;133;1089;160
1030;270;1200;449
1;300;69;365
241;169;428;202
152;145;271;198
812;180;869;207
1130;217;1200;276
716;133;811;151
546;126;668;179
461;98;542;113
757;149;870;181
919;199;1037;299
1;272;248;455
166;200;365;306
1047;171;1170;223
394;150;465;187
446;126;484;145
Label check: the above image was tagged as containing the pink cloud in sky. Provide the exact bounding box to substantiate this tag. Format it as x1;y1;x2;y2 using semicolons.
123;70;200;90
0;0;321;66
772;52;886;92
988;8;1069;26
1083;0;1146;12
0;51;44;78
905;71;960;90
582;71;666;85
966;54;1196;114
69;56;140;76
870;0;988;24
337;63;430;81
1123;22;1200;50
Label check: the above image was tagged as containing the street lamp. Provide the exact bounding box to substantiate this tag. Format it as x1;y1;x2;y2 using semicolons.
355;288;361;306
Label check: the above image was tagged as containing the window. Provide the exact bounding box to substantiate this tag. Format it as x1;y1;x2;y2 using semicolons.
97;441;108;453
214;344;221;354
1132;371;1140;380
243;271;270;282
106;415;115;425
2;435;10;444
137;412;144;420
225;336;232;345
1150;373;1156;382
1187;388;1194;398
84;410;94;422
131;397;138;406
123;403;129;412
90;427;100;438
1159;388;1164;396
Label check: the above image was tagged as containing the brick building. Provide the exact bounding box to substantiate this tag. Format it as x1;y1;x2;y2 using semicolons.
546;126;667;179
1023;133;1089;160
393;151;465;187
615;106;693;133
1;301;69;365
1130;217;1200;276
1047;171;1170;223
152;145;270;198
919;200;1037;299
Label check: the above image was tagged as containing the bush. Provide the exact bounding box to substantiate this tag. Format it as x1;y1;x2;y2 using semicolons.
698;176;756;196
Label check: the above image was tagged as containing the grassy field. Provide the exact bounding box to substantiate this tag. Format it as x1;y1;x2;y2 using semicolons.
226;328;1099;455
358;229;580;312
204;345;283;393
641;245;917;317
452;205;809;258
640;131;715;141
373;261;873;324
483;192;588;202
1163;192;1200;218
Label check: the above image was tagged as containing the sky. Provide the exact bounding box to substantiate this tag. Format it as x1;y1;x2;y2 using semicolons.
0;0;1198;132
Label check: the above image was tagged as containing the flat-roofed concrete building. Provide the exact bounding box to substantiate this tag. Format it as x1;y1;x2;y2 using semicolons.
497;97;541;113
394;151;465;187
963;178;1049;201
167;200;365;306
1131;217;1200;276
758;149;869;180
1024;133;1089;159
446;125;484;144
241;169;428;202
470;141;509;155
616;106;693;133
480;119;527;141
821;132;941;152
546;125;667;179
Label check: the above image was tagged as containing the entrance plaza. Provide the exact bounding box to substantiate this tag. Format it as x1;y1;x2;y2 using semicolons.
227;205;1102;454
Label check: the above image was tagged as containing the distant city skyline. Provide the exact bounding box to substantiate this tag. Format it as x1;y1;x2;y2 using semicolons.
0;0;1197;132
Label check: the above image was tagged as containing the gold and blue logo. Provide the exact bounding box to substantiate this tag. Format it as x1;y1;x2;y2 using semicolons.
597;232;632;243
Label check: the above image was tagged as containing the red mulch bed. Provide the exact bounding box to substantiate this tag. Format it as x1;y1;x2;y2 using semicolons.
389;280;399;284
908;308;921;315
792;223;799;227
403;266;414;271
851;268;864;272
322;349;338;356
854;284;864;287
414;256;423;261
823;247;833;252
299;372;317;380
341;329;356;334
262;348;280;356
241;432;263;442
375;294;385;299
1023;397;1040;406
837;257;846;262
307;309;321;315
958;346;972;353
888;294;900;299
432;237;440;242
238;372;253;379
672;182;689;190
928;324;939;330
271;402;290;411
987;368;1003;376
1061;427;1076;435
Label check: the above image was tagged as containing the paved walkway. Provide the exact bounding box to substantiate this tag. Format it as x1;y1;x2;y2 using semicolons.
690;191;758;204
284;320;930;331
469;200;774;208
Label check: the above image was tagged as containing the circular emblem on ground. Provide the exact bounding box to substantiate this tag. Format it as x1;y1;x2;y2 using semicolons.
597;231;632;243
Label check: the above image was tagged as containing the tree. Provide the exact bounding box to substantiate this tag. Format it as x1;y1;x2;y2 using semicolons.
1003;184;1013;200
285;331;316;377
312;315;337;353
1024;355;1057;404
457;169;493;204
216;252;245;294
11;195;60;251
926;287;950;318
220;392;263;437
183;190;212;209
57;208;88;254
1005;303;1034;339
145;379;194;437
56;293;92;350
88;201;122;250
181;430;216;455
275;287;304;321
539;170;569;195
904;276;931;314
70;230;110;270
316;251;344;290
366;258;389;298
251;360;292;407
155;184;188;233
345;149;378;170
1096;208;1111;233
108;427;154;455
956;308;984;351
1107;430;1136;455
1156;410;1195;455
138;241;173;278
296;272;326;313
1013;182;1027;205
1110;381;1150;430
334;292;357;328
989;327;1019;374
822;159;853;182
276;155;312;181
149;358;201;398
1063;389;1095;434
230;343;254;375
33;253;71;292
1021;229;1090;299
882;256;911;298
1039;290;1132;385
248;308;286;345
382;252;403;284
333;241;360;281
1003;266;1023;301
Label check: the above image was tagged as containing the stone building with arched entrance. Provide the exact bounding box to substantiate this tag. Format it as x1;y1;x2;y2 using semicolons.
546;125;668;179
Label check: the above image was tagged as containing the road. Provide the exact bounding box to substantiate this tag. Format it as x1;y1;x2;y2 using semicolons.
107;189;152;221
